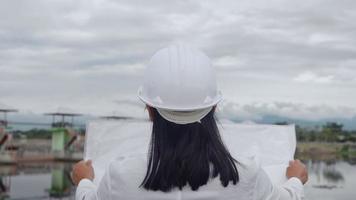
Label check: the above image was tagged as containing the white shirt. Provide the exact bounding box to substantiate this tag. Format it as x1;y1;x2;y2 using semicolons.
76;154;304;200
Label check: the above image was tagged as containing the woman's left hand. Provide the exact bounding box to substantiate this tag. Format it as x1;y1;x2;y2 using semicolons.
72;160;95;185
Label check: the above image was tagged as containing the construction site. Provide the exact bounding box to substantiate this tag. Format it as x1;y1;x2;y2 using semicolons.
0;107;86;199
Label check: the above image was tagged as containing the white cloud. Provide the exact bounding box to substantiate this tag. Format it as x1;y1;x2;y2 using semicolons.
0;0;356;120
218;101;356;121
293;71;334;84
0;102;15;110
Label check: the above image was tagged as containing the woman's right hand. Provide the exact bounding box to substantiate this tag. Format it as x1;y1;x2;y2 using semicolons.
72;160;95;185
286;159;308;184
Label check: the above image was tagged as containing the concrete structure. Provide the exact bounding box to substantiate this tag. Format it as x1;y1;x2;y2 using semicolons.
0;111;83;164
45;112;83;161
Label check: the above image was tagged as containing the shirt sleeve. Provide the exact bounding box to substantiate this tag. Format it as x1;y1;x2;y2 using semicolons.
253;168;305;200
75;179;98;200
75;165;112;200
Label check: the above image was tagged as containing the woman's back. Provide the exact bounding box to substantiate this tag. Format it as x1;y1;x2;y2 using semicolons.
96;154;262;200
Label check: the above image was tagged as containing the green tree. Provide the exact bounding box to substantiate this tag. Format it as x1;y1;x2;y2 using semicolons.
321;122;343;142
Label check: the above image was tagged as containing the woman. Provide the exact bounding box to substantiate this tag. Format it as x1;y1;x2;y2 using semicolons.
72;44;308;200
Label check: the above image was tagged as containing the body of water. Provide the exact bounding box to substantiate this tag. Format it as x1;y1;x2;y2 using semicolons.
0;163;75;200
0;159;355;199
304;159;356;200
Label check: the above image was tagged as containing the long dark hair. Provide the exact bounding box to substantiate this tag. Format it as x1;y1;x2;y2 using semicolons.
140;106;239;192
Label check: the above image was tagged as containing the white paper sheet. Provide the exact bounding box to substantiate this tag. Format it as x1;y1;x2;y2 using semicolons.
84;119;296;185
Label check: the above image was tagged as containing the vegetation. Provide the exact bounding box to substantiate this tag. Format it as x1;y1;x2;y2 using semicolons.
275;122;356;143
275;122;356;157
5;121;355;163
12;129;52;139
11;128;85;139
8;122;356;142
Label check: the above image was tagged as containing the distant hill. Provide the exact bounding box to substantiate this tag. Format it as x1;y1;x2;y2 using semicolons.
4;111;356;131
258;115;356;130
5;112;94;131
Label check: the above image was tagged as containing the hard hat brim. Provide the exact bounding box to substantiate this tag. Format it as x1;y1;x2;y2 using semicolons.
156;107;213;124
138;87;222;111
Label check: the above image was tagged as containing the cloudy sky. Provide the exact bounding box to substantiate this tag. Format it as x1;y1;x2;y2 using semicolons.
1;0;356;121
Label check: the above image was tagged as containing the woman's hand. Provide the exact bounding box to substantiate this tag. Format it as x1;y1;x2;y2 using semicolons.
286;159;308;184
72;160;95;185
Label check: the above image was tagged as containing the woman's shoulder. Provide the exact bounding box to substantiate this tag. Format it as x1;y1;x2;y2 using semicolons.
107;153;147;183
234;154;262;186
109;153;147;172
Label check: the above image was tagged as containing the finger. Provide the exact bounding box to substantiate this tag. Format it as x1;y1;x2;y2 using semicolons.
77;160;86;166
70;171;75;182
86;160;92;166
74;160;85;168
72;162;80;170
70;171;78;185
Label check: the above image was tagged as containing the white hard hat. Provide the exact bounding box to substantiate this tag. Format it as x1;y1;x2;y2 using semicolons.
138;44;222;123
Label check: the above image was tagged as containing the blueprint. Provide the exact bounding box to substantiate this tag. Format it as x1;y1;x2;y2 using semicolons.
84;119;296;186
